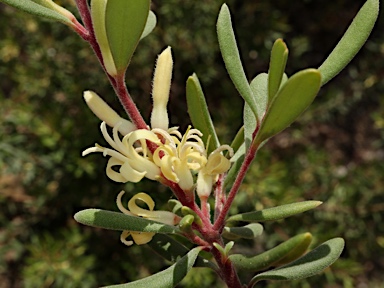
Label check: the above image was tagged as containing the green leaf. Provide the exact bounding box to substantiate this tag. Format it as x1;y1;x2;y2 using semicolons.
226;201;322;223
244;73;269;150
103;247;203;288
229;233;312;271
140;11;156;40
229;126;244;155
223;142;245;190
186;74;220;154
74;209;180;234
268;39;288;102
217;4;259;122
318;0;379;85
255;69;321;144
223;223;263;240
249;238;345;286
105;0;150;74
148;234;216;269
0;0;72;25
273;233;313;266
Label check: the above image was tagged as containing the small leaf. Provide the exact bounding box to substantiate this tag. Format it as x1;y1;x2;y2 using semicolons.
1;0;72;25
74;209;180;234
255;69;321;144
244;73;269;150
229;126;244;155
223;142;245;190
268;39;288;102
148;234;216;269
318;0;379;85
140;10;157;40
223;223;263;240
226;201;322;223
229;233;312;271
249;238;345;286
103;247;203;288
186;74;220;154
105;0;150;74
217;4;259;122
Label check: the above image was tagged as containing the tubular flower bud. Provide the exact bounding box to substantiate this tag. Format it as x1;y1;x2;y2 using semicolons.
151;47;173;130
117;191;180;246
83;90;135;135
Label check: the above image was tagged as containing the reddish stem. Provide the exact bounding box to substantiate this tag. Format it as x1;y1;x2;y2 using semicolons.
214;174;226;221
213;142;259;232
211;244;243;288
114;75;148;130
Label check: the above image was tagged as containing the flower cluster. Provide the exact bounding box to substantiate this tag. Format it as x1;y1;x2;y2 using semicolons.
82;47;233;199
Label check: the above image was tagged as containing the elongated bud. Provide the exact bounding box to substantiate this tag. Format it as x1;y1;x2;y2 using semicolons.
91;0;118;76
83;90;135;135
151;47;173;130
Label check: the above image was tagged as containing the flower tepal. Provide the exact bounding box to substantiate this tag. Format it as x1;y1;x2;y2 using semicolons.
117;191;180;246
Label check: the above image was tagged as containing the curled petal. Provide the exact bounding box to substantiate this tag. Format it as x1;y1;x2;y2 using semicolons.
120;161;147;183
128;192;155;217
126;130;162;180
158;155;179;183
205;153;231;175
120;230;134;246
116;191;135;216
120;230;155;246
106;158;129;182
131;231;155;245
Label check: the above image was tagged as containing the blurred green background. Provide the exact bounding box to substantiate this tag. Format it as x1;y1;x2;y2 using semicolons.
0;0;383;287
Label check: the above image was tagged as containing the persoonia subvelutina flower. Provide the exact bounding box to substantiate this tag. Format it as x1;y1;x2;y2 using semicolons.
116;191;180;246
82;46;233;196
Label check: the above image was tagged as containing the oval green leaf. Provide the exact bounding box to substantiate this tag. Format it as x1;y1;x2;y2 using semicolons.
102;247;202;288
229;233;312;271
217;4;259;123
249;238;345;286
1;0;72;25
268;39;289;102
223;223;263;240
105;0;150;74
186;73;220;154
244;73;269;150
74;208;180;234
318;0;379;85
255;69;321;144
226;201;322;223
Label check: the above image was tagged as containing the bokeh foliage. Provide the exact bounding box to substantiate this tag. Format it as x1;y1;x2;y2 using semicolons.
0;0;383;287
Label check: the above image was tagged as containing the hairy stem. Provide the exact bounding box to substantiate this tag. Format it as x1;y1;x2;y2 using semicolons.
114;75;148;129
211;243;243;288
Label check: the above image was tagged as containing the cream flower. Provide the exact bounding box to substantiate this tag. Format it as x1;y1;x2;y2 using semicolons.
153;126;207;191
196;145;234;198
117;191;180;246
82;46;233;196
82;124;162;183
